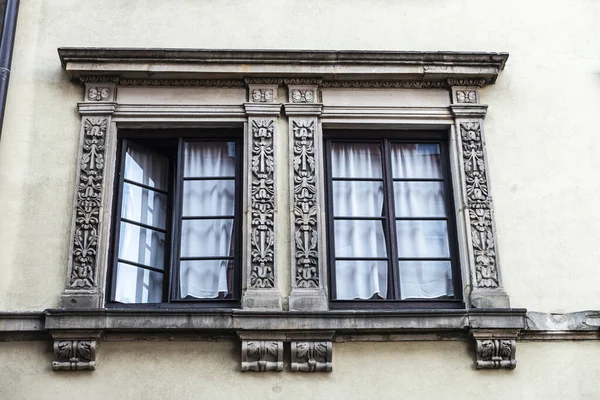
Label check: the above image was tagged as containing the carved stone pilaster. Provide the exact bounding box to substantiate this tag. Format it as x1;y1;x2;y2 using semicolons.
242;100;282;310
60;94;116;308
240;339;284;372
285;92;328;311
291;341;332;372
450;88;510;308
471;329;519;370
51;331;102;371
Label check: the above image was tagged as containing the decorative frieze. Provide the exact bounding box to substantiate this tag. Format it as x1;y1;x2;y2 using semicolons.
321;80;447;88
52;339;97;371
250;119;276;289
119;78;244;87
292;119;319;289
447;78;487;87
241;340;283;372
291;341;332;372
69;117;108;289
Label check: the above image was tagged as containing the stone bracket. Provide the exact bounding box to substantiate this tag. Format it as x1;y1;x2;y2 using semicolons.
51;331;102;371
291;341;332;372
471;329;519;370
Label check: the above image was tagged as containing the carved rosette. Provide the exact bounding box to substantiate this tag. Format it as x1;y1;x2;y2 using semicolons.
291;89;315;103
52;340;97;371
241;341;283;372
249;120;276;289
292;120;319;288
475;339;516;369
291;341;332;372
251;89;274;103
69;117;108;289
87;87;111;101
460;121;500;288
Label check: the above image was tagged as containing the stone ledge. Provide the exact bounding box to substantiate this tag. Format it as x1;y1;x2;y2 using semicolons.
58;48;508;85
5;309;600;342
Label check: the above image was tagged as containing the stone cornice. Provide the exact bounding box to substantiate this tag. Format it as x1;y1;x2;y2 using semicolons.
58;48;508;86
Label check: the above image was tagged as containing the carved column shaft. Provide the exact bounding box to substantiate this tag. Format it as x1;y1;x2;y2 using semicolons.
450;84;510;308
60;81;117;309
241;84;283;310
285;84;328;311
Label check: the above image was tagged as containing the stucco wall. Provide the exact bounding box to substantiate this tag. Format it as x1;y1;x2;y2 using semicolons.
0;0;599;312
0;340;598;399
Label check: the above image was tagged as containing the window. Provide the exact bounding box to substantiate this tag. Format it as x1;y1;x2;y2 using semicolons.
325;131;462;308
108;130;242;307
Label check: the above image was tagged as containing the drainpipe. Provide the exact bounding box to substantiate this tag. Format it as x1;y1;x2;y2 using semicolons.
0;0;20;141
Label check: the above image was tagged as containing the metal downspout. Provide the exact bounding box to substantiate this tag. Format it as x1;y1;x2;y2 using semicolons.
0;0;20;141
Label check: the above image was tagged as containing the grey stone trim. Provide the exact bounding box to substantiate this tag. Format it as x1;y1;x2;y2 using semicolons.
60;99;116;309
58;48;508;85
242;102;283;310
450;90;511;309
291;341;332;372
471;329;519;370
320;105;453;127
51;331;102;371
7;309;600;342
285;99;328;311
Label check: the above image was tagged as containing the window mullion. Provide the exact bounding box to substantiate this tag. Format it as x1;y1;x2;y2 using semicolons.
168;138;185;302
382;139;400;300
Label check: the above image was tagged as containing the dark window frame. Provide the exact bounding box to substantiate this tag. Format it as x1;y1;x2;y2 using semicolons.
324;129;464;310
106;129;243;309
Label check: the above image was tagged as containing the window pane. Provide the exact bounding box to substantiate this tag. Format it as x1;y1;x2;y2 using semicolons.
182;180;235;217
331;143;382;178
118;221;165;270
398;261;454;299
333;181;384;217
334;220;387;258
394;181;446;217
391;143;442;179
180;219;234;257
124;145;169;190
334;260;388;300
179;260;232;299
114;262;163;303
184;142;236;177
396;220;450;258
121;182;168;229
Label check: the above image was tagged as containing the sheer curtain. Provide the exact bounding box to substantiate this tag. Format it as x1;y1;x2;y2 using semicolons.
331;142;454;301
179;142;236;299
391;144;453;299
332;143;388;299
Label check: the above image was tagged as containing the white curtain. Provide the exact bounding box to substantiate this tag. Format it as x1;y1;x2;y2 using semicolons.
332;143;388;299
179;142;235;299
331;142;454;300
115;146;168;303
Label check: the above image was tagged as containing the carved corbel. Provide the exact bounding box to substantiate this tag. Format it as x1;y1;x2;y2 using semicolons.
291;341;332;372
471;329;519;370
238;332;283;372
449;87;511;309
60;84;117;308
284;84;328;311
241;85;283;310
51;331;102;371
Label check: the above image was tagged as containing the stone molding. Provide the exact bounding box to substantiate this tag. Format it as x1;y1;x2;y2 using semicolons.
242;100;283;310
449;89;510;309
285;101;328;311
59;48;508;85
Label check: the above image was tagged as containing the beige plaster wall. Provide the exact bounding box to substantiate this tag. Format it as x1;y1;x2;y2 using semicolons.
0;0;599;312
0;340;598;399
